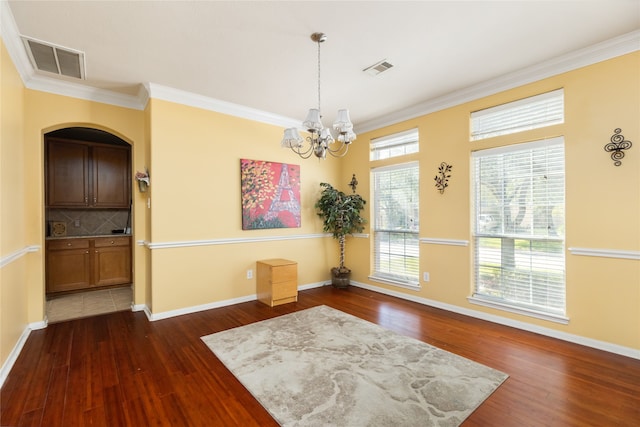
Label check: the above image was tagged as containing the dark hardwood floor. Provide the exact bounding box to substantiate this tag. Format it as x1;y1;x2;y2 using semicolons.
2;285;639;426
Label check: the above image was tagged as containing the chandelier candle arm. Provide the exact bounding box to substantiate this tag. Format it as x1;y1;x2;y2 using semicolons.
281;32;356;159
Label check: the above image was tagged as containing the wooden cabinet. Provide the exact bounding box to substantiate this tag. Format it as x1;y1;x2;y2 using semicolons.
93;237;131;287
256;259;298;307
46;140;90;207
92;146;131;208
46;236;131;294
46;138;130;208
46;239;92;293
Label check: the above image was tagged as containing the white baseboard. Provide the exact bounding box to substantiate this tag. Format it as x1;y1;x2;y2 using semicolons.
6;278;633;391
0;327;31;388
350;280;640;360
145;282;327;321
298;281;327;291
131;303;146;312
146;294;258;321
29;319;48;330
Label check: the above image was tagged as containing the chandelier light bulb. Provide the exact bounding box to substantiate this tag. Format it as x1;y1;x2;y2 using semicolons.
303;109;323;133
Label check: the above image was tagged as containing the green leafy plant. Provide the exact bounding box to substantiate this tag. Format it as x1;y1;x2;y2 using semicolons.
315;182;367;279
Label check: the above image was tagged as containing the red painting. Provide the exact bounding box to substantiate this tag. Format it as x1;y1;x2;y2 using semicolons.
241;159;301;230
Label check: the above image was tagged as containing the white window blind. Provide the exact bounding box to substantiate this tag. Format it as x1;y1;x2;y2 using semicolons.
372;162;419;286
370;129;419;161
472;137;566;318
471;89;564;141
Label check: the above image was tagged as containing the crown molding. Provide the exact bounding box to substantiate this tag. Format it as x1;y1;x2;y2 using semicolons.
144;83;300;128
24;74;148;110
1;0;32;82
1;1;147;110
357;29;640;133
2;0;638;131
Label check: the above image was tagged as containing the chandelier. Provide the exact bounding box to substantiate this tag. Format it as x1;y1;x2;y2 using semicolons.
281;32;356;159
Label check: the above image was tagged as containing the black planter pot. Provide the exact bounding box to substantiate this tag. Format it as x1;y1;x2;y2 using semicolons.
331;267;351;288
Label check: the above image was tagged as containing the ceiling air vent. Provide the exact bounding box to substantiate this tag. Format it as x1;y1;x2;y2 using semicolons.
363;59;394;76
21;36;86;79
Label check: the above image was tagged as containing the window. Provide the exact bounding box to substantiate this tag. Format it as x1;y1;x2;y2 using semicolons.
471;138;566;321
370;129;419;160
470;89;564;141
372;162;419;287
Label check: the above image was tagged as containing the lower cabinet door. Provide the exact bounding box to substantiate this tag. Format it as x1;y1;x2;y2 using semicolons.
93;245;131;287
46;248;92;293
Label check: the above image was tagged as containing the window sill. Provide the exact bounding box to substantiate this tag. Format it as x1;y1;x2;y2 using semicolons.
369;275;421;291
467;295;569;324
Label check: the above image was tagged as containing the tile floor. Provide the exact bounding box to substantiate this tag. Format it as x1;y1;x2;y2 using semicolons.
46;286;132;323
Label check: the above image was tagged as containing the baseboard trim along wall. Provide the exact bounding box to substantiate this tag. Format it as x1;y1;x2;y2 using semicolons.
0;246;43;389
142;281;327;322
350;280;640;361
134;277;639;360
0;328;31;388
3;277;637;389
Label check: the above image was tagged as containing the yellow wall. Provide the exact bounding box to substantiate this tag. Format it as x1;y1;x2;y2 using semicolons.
1;38;638;374
348;52;640;350
0;39;29;367
146;99;339;313
21;91;146;326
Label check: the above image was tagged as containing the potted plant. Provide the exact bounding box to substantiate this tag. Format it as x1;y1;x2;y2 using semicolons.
315;182;366;288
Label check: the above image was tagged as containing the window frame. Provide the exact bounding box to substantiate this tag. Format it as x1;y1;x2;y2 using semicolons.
370;161;420;289
469;137;568;323
470;89;564;141
370;128;419;161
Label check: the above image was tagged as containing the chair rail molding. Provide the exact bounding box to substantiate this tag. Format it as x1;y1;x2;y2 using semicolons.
145;233;330;250
0;245;40;268
420;237;469;247
568;247;640;260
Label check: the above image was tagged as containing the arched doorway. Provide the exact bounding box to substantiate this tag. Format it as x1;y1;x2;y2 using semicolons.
44;127;133;322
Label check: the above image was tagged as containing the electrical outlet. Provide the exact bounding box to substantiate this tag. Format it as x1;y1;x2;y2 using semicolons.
423;272;430;282
74;219;80;227
247;269;253;279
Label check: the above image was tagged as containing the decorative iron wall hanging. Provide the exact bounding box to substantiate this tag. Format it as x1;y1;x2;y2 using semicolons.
348;174;358;193
604;128;632;166
434;162;452;194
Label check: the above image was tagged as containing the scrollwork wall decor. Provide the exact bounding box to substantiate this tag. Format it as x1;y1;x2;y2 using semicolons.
434;162;452;194
604;128;632;166
348;174;359;193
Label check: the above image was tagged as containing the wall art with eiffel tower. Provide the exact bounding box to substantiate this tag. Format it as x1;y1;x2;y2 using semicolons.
241;159;301;230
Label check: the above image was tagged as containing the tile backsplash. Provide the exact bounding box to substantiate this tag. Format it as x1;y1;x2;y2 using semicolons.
47;209;130;237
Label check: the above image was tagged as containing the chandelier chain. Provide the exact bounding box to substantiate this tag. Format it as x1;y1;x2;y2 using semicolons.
280;32;356;159
317;39;321;112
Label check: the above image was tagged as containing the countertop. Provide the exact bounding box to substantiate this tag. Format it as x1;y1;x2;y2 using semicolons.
46;234;132;240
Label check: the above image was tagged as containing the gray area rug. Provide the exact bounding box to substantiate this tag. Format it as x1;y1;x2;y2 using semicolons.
201;305;508;426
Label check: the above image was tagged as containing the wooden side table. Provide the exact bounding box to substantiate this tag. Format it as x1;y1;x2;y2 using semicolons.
256;259;298;307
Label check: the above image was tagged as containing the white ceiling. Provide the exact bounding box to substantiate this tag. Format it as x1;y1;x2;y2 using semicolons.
4;1;640;132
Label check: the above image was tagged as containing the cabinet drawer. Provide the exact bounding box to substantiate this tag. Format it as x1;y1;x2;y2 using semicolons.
271;280;297;300
272;265;296;283
47;239;90;250
94;237;130;247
